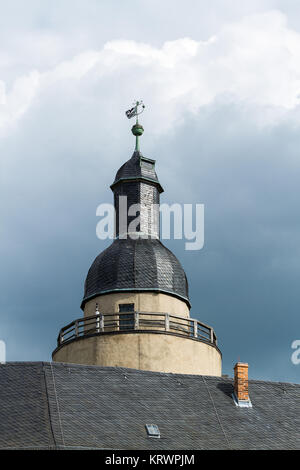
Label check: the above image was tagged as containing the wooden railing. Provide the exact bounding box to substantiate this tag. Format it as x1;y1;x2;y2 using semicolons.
57;312;217;347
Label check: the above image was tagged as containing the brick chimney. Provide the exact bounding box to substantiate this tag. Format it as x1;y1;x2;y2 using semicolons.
233;362;251;407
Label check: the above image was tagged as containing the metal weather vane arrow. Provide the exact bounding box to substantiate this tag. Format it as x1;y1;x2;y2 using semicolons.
125;100;145;151
125;100;145;123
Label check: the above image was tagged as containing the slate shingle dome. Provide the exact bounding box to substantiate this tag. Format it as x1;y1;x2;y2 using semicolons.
81;237;190;308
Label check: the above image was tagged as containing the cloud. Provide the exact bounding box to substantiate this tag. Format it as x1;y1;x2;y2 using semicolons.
0;71;40;134
2;11;300;137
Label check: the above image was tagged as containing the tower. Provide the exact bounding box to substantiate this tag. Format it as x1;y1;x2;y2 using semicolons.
52;102;222;376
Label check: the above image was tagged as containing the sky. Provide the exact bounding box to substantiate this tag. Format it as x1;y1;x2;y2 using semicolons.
1;0;300;383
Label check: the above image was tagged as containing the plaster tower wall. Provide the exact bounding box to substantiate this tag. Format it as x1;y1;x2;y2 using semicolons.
53;333;222;376
83;292;190;318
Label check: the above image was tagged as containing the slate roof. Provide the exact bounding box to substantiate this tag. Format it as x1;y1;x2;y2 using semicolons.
0;362;299;450
111;150;163;192
82;238;190;309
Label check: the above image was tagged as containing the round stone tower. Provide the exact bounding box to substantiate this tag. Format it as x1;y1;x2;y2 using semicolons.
52;102;222;376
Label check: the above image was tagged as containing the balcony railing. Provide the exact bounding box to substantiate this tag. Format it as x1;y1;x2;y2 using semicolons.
56;312;217;348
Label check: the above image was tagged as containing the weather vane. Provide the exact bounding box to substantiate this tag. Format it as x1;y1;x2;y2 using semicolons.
125;100;145;152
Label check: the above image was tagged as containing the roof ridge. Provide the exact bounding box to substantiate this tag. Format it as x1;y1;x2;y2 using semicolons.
1;362;300;386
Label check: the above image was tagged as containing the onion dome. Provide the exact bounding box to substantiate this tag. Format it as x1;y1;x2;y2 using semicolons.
81;238;190;309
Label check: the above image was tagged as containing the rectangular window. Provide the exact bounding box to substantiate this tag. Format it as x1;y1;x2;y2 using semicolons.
119;304;134;330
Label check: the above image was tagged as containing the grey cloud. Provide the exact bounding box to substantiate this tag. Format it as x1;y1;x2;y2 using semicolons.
157;103;300;383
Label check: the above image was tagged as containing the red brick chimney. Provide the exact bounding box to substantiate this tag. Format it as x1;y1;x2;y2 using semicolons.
234;362;249;402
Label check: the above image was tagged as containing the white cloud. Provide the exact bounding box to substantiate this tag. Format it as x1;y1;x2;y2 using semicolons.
0;71;40;135
1;10;300;138
0;10;299;135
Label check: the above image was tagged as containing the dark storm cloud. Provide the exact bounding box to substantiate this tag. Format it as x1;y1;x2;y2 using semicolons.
158;103;300;382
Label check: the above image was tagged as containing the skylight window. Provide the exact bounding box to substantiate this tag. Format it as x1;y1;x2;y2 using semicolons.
145;424;160;438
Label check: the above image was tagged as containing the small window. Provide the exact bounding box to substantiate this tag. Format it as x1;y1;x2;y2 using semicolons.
145;424;160;438
119;304;134;330
119;304;134;313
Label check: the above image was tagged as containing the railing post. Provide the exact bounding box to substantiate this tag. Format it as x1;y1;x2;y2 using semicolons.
210;328;214;344
100;313;104;332
194;320;198;338
75;321;79;337
60;331;64;344
165;313;169;331
134;312;139;330
95;303;100;333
